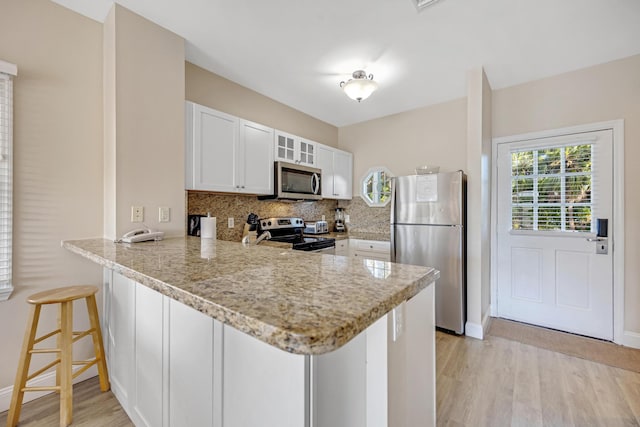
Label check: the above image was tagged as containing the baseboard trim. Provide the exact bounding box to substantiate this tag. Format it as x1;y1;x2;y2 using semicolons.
482;308;492;336
465;321;484;339
0;366;98;413
622;331;640;349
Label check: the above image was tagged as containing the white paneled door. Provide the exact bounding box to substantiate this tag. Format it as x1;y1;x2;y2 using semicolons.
496;129;613;340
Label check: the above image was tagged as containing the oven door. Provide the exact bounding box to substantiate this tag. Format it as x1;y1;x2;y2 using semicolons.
276;161;322;200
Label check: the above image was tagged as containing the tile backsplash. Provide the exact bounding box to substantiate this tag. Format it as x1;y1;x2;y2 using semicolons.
338;196;390;235
187;192;338;241
187;192;391;241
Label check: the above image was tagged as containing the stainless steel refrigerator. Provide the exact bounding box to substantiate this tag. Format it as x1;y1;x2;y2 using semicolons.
391;171;466;334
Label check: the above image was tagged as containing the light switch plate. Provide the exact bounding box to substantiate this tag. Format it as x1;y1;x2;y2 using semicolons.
159;207;170;223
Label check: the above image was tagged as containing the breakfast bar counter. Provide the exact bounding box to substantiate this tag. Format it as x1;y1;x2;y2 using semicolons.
63;237;437;354
63;237;438;427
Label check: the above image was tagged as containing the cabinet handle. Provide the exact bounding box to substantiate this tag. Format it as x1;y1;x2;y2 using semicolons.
241;186;245;189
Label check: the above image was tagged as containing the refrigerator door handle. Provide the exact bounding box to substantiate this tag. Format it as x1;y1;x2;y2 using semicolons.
390;176;397;225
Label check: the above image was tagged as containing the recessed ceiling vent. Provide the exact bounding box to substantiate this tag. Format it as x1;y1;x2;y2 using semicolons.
413;0;443;12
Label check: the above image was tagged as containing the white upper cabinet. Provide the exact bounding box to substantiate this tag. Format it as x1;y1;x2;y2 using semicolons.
238;120;274;194
317;143;353;200
274;130;317;167
185;101;274;195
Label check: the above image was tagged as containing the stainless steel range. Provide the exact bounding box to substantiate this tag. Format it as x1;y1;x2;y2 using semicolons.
257;217;335;253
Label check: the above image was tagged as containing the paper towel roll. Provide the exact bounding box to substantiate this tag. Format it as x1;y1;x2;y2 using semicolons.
200;238;217;259
200;216;217;239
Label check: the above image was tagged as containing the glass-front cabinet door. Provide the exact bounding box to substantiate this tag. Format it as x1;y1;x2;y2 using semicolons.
276;133;295;162
274;130;316;167
299;140;315;166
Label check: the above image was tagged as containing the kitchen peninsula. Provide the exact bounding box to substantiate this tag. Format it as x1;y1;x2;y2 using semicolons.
63;237;439;427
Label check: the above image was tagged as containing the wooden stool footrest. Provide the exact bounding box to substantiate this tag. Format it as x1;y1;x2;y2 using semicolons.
72;328;95;343
29;348;61;354
33;329;61;345
26;359;61;381
72;358;99;379
22;385;61;393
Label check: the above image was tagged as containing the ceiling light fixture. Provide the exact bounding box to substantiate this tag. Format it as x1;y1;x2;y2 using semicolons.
413;0;442;12
340;70;378;102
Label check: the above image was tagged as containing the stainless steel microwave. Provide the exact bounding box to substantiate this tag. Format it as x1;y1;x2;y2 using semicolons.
267;161;322;200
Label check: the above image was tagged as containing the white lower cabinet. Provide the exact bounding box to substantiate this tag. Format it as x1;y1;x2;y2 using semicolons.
168;298;219;427
342;239;391;262
104;270;135;409
103;269;434;427
132;284;164;427
223;326;306;427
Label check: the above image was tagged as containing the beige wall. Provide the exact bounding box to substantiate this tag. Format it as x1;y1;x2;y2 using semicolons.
493;54;640;336
0;0;103;390
104;5;185;239
339;98;468;181
185;62;338;148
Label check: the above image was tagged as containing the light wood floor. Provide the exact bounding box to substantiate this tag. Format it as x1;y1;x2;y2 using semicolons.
437;331;640;427
2;332;639;426
0;377;133;426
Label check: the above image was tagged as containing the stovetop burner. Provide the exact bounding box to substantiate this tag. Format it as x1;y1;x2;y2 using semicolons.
257;217;335;252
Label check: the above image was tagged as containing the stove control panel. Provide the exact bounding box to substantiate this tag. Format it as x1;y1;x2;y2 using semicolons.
259;217;304;230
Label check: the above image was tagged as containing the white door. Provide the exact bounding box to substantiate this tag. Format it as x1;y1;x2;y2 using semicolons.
496;129;613;340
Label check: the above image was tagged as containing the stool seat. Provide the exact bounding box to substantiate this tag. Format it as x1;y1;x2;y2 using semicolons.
7;285;110;427
27;285;98;305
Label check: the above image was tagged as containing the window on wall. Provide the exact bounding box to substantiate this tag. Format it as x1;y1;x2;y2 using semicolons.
511;143;593;233
0;60;16;301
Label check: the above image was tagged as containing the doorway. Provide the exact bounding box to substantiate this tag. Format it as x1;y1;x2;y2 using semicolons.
492;122;624;341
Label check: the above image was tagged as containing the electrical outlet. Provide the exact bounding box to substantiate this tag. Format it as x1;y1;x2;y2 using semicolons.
227;217;234;228
345;214;350;223
159;207;170;223
321;215;325;221
131;206;144;222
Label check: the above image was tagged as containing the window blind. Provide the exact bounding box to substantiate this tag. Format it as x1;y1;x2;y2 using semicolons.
0;70;14;300
510;140;599;233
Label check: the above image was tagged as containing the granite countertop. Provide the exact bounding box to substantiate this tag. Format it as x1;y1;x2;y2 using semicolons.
321;232;390;241
63;237;437;355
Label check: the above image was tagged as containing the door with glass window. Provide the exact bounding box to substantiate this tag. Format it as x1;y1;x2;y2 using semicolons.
496;129;613;340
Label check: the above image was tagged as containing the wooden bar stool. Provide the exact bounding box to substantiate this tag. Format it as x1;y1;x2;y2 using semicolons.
7;285;110;427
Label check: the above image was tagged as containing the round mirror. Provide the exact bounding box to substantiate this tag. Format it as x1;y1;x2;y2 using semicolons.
361;166;394;207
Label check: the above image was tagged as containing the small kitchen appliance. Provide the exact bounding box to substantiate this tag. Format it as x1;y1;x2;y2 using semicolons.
257;217;335;253
334;208;346;232
304;220;329;235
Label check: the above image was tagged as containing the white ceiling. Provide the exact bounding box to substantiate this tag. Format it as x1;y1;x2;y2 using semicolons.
52;0;640;127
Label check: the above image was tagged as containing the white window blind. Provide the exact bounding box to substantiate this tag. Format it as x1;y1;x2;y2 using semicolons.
0;62;15;301
510;141;597;233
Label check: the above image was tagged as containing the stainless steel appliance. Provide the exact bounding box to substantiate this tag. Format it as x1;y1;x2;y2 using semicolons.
304;220;329;235
390;171;466;334
259;161;322;200
258;217;335;253
334;208;346;232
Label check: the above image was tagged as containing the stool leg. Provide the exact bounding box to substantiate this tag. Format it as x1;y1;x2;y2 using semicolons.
59;301;73;427
7;304;42;427
86;294;110;391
